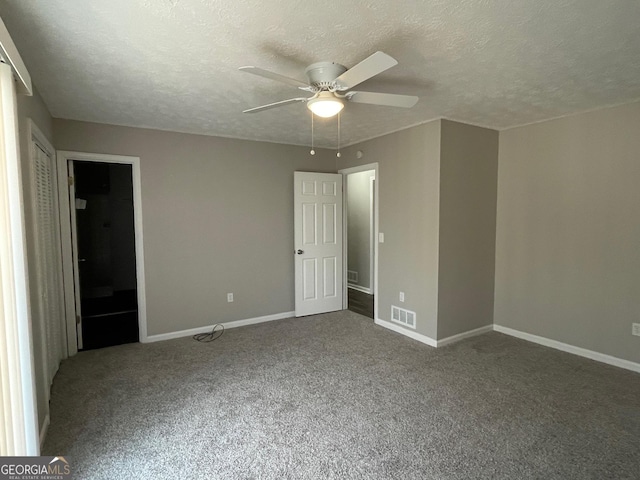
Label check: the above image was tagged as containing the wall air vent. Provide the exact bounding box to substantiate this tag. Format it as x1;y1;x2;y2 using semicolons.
391;306;416;329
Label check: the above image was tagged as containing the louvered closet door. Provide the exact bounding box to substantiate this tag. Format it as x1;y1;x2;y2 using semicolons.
32;142;65;384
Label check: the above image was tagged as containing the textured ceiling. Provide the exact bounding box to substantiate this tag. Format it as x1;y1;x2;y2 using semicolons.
1;0;639;148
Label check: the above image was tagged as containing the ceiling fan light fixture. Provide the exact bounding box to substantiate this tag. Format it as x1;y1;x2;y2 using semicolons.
307;92;344;118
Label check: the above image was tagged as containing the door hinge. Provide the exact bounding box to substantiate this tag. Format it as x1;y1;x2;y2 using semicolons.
68;175;74;186
76;315;81;325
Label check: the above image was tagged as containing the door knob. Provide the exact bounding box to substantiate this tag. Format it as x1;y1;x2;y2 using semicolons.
296;249;304;255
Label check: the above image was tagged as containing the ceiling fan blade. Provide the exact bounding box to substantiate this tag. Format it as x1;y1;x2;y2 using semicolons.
239;66;310;89
347;91;419;108
243;97;308;113
334;52;398;91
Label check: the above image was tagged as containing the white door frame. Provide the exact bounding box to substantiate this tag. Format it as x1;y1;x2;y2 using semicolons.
368;176;375;292
339;163;379;321
56;151;148;355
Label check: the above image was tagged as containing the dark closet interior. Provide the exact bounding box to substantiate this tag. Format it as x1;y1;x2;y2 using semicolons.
74;161;138;350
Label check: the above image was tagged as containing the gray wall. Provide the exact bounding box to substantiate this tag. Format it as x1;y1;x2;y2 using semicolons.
495;101;640;364
53;120;336;336
339;122;441;339
347;170;375;290
16;88;54;433
437;120;498;339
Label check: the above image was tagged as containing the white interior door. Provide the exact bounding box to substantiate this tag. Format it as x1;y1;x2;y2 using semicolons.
294;172;343;316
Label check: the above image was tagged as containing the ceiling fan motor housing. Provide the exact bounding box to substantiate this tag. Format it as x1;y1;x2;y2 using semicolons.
305;62;348;90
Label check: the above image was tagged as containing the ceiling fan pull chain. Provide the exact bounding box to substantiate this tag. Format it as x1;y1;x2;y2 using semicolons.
310;111;315;156
336;112;342;158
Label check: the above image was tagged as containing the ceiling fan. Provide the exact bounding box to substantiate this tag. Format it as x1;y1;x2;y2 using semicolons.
239;51;419;118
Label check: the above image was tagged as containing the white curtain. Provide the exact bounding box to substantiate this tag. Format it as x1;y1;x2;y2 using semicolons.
0;62;39;455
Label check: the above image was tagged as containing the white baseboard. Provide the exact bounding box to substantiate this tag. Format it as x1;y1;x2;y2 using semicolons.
39;414;50;450
494;325;640;374
348;284;372;295
436;324;494;348
375;318;437;347
145;311;295;343
375;319;493;348
377;318;640;372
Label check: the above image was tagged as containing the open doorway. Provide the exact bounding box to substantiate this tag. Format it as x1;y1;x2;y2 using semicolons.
57;151;147;355
72;161;138;350
342;164;378;320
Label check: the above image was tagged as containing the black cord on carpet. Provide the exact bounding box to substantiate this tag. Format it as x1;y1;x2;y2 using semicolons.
193;324;224;342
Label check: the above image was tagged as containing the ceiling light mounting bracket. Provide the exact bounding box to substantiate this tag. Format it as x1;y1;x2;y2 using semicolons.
305;61;348;89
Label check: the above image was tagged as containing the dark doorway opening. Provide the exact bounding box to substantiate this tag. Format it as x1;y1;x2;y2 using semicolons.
74;161;138;350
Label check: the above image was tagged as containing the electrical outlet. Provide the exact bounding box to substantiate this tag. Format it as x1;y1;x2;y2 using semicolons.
399;292;405;302
632;323;640;336
227;293;234;303
378;232;384;243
